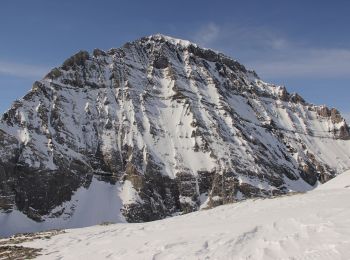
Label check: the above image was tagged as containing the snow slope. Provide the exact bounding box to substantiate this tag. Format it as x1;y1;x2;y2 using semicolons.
15;170;350;260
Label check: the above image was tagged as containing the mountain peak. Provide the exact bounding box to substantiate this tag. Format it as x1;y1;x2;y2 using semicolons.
145;33;197;48
1;35;350;236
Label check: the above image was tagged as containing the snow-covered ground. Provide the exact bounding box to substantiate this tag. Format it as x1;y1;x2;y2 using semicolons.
12;170;350;259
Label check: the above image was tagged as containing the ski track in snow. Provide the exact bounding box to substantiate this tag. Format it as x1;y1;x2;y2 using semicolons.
10;170;350;260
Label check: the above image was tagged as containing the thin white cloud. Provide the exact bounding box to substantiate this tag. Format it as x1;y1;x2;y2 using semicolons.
191;23;350;79
193;23;220;46
249;48;350;79
191;23;290;52
0;61;49;78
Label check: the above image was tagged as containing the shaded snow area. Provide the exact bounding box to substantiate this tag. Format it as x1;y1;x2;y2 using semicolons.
9;170;350;260
0;178;125;237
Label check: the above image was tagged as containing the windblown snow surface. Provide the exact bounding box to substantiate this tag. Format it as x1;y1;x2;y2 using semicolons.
11;170;350;259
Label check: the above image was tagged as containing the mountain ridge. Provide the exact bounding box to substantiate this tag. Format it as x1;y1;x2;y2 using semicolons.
0;34;349;235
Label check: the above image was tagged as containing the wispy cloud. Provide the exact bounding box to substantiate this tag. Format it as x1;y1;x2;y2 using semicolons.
193;23;220;46
190;23;350;79
249;49;350;79
0;61;49;78
191;23;290;53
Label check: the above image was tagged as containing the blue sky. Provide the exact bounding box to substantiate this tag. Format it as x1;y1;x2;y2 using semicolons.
1;0;349;121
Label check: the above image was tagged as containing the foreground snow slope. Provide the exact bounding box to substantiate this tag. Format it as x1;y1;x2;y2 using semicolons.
19;170;350;260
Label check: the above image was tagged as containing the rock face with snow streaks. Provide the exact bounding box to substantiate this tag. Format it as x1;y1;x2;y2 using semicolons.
0;34;350;225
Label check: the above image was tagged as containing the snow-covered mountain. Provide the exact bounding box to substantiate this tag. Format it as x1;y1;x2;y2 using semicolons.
0;34;350;235
2;170;350;259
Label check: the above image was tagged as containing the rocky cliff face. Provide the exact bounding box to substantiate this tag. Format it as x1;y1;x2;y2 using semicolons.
1;34;350;226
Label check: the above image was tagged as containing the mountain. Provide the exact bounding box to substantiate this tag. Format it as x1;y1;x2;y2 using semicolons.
0;34;350;236
2;170;350;259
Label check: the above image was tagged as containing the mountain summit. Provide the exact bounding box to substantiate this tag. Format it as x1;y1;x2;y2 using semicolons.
1;34;349;235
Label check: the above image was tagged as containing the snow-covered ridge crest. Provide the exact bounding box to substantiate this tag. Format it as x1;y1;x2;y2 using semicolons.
0;35;349;235
147;33;196;48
